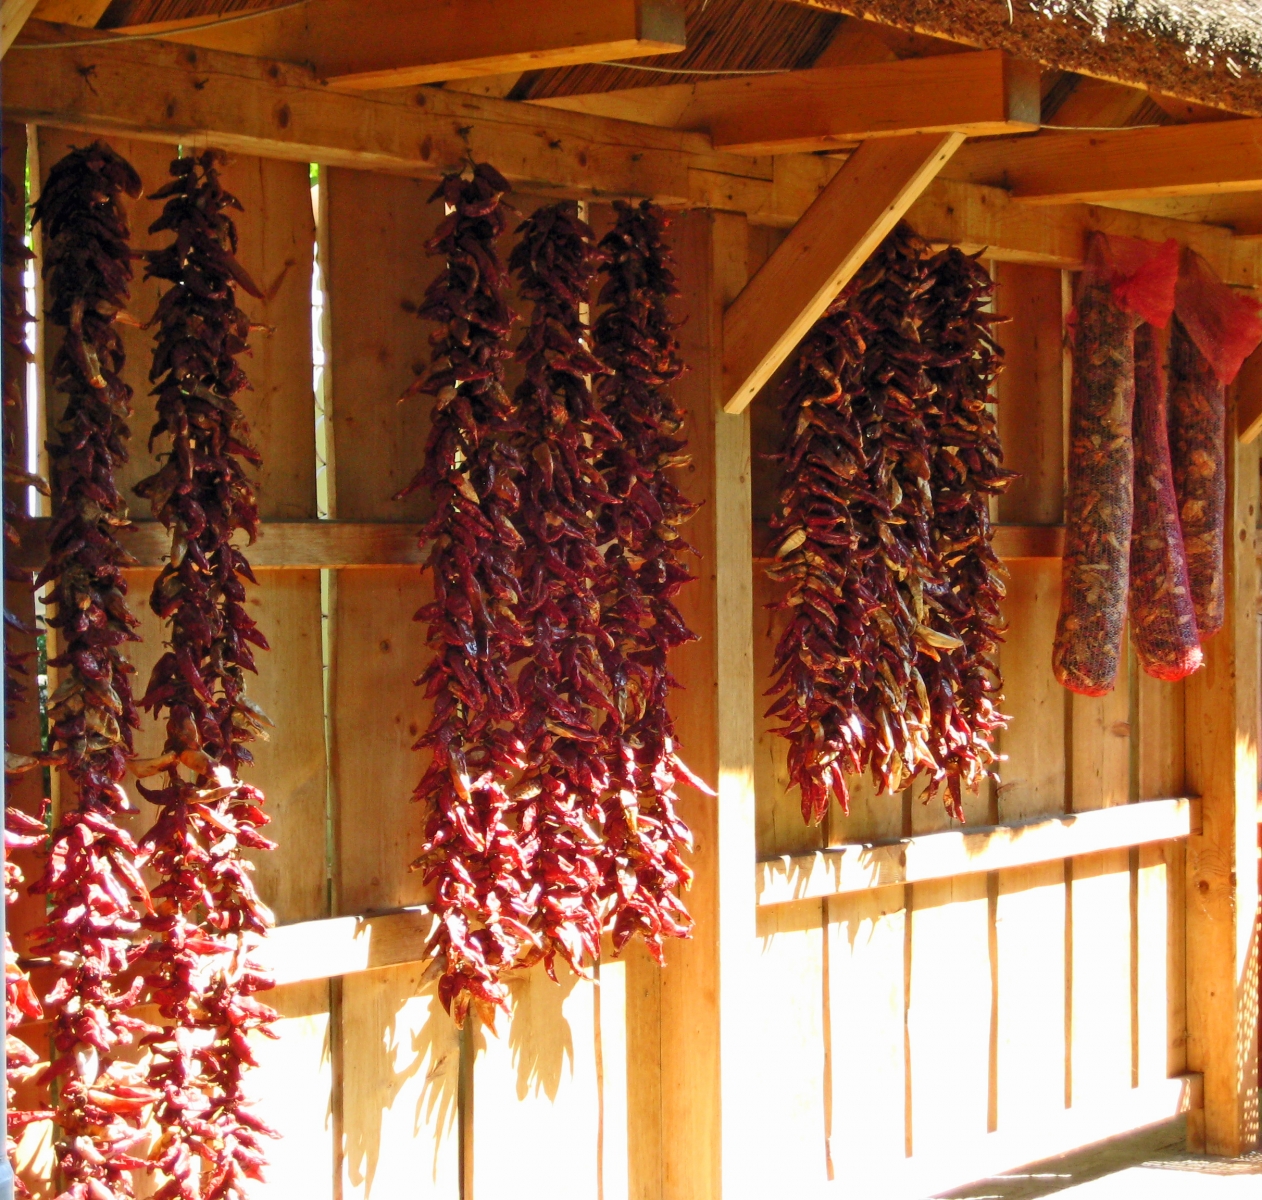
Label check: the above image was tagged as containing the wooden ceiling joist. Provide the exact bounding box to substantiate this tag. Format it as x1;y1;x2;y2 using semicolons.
1;0;41;55
102;0;687;90
6;27;1262;289
947;118;1262;204
534;49;1040;154
722;132;964;413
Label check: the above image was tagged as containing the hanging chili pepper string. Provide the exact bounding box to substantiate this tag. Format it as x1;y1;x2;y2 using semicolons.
920;246;1014;820
592;201;703;959
403;162;534;1027
507;201;615;979
132;149;278;1200
29;142;161;1200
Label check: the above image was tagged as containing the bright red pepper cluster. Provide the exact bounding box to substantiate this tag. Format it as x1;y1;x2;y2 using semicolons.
767;224;1011;825
30;141;160;1200
132;150;278;1200
405;174;704;1022
591;201;703;959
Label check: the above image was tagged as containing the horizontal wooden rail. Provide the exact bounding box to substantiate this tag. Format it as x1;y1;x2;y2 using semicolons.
264;907;434;986
13;518;423;572
756;796;1197;908
753;521;1066;564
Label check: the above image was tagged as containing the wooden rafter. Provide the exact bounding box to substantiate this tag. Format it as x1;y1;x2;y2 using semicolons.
946;118;1262;204
103;0;687;90
532;49;1040;155
0;0;40;55
29;0;112;25
722;132;963;413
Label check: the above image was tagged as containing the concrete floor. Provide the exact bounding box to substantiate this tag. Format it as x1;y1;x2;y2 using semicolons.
938;1120;1262;1199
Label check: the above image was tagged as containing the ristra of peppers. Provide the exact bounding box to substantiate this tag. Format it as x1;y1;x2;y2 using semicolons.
402;162;534;1027
592;201;702;959
132;150;278;1200
919;246;1013;820
506;201;615;979
30;142;161;1200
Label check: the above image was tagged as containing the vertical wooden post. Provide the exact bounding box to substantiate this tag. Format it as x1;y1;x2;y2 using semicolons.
659;209;758;1198
1185;417;1260;1156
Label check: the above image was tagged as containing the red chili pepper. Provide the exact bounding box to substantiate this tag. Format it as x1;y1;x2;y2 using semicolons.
133;150;277;1199
30;142;156;1200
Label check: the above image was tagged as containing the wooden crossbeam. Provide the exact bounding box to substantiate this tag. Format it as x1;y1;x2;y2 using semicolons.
757;797;1197;907
0;0;40;55
945;119;1262;204
533;50;1040;155
722;132;963;413
108;0;686;91
29;0;112;25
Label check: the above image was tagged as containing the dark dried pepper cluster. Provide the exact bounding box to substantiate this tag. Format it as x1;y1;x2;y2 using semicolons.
919;246;1014;817
767;224;1011;824
405;178;703;1021
507;202;614;979
30;142;159;1200
132;150;278;1200
403;163;534;1025
591;201;701;960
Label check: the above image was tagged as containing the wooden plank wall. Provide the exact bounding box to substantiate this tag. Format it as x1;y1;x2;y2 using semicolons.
4;126;1235;1200
744;252;1196;1193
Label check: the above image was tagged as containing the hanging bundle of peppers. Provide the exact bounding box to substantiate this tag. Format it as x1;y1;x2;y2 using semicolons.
506;202;614;978
919;246;1013;819
592;201;702;956
29;142;162;1200
402;162;534;1026
767;224;940;823
132;150;278;1200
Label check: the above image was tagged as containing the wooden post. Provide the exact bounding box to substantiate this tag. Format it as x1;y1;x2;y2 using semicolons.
1185;412;1260;1156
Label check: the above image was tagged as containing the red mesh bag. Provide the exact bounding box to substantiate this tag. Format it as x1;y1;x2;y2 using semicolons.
1055;233;1180;696
1128;323;1202;681
1167;250;1262;640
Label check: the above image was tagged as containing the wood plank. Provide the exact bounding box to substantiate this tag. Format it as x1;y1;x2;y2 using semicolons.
946;119;1262;204
1236;346;1262;443
756;798;1197;906
722;133;963;413
14;517;426;570
323;162;460;1199
1184;402;1260;1155
129;0;686;91
7;32;1262;285
29;0;111;25
0;0;39;55
533;51;1040;155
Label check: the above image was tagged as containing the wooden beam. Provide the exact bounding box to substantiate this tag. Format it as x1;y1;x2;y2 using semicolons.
757;797;1197;907
1240;348;1262;443
754;519;1064;561
1;0;40;55
722;132;962;413
13;518;425;571
6;29;1262;288
532;50;1040;156
264;907;435;986
30;0;111;25
946;118;1262;204
117;0;686;91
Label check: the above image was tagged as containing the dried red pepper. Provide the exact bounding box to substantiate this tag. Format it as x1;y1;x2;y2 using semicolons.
592;201;702;956
919;245;1013;819
507;201;613;978
1129;323;1201;680
30;141;159;1200
1053;239;1136;697
132;150;278;1200
767;224;940;823
402;163;534;1026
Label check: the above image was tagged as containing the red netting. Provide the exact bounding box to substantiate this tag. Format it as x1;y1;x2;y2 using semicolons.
1129;323;1202;681
1174;248;1262;385
1054;234;1138;696
1168;315;1227;639
1097;234;1180;328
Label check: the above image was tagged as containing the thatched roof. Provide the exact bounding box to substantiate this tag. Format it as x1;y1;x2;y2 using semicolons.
96;0;1262;112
